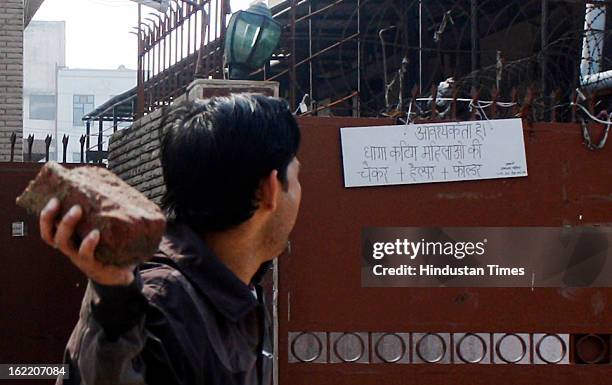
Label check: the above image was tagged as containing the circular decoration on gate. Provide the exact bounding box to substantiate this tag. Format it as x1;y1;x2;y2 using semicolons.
535;334;567;364
333;332;366;363
456;333;487;364
576;334;608;364
495;333;527;364
291;332;323;363
416;333;447;363
374;333;406;363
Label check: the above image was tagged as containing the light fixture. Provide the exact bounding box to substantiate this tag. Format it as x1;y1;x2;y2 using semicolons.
224;1;281;80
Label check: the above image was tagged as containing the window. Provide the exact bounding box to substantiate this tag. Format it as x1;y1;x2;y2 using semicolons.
73;95;95;126
29;95;56;120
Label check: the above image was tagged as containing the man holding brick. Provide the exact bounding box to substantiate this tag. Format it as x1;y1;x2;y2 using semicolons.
39;94;302;385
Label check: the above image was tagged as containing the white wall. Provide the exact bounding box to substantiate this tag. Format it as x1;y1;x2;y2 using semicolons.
23;20;65;158
24;20;65;93
57;68;136;162
23;20;136;163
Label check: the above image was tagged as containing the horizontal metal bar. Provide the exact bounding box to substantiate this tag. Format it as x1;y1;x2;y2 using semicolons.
293;0;347;25
273;0;309;18
268;32;359;81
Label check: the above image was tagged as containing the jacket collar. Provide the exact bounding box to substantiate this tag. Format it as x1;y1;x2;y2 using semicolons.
158;222;259;322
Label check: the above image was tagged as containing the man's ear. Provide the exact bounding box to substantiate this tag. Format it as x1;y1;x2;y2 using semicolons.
259;169;280;211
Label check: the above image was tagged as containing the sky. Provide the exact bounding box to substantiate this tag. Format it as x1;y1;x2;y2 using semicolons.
33;0;255;70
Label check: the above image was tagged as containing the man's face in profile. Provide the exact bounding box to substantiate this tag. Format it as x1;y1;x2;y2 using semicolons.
265;157;302;259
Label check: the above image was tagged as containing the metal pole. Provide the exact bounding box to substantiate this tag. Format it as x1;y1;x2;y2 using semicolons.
85;120;90;163
187;3;192;57
9;132;15;162
45;135;51;162
220;0;228;47
418;0;422;93
195;2;207;76
157;22;162;76
471;0;478;82
541;0;548;115
193;5;198;55
165;15;170;72
98;120;103;162
113;107;118;133
54;63;59;160
28;134;34;162
151;32;156;81
173;5;178;66
137;4;145;118
308;0;313;104
580;0;607;80
267;33;359;82
62;135;68;163
162;19;166;73
290;0;297;110
180;4;185;60
147;34;151;83
356;0;361;117
27;135;34;162
80;135;85;163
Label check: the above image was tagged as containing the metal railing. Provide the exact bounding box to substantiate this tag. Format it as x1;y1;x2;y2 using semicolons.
133;0;612;123
134;0;229;117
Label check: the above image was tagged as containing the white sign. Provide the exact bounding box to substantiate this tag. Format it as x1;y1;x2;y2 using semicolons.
340;118;528;188
130;0;169;12
11;221;26;237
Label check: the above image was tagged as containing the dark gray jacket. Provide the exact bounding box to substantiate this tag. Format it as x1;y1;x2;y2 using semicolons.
57;223;273;385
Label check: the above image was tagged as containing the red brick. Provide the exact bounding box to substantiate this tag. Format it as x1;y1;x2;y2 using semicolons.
16;162;166;266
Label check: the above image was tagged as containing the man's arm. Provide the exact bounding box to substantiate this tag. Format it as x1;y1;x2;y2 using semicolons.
63;278;148;385
60;274;187;385
39;198;180;385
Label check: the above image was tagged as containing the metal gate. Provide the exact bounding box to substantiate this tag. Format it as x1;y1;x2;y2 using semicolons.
0;163;86;385
279;116;612;384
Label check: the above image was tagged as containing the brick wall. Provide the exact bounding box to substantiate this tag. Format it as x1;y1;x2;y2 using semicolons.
108;107;167;204
108;79;279;203
0;1;24;162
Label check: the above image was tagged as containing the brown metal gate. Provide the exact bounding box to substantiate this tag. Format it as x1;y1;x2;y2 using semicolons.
0;163;86;385
3;116;612;384
279;116;612;384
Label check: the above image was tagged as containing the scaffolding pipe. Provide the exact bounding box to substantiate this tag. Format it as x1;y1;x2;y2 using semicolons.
356;0;361;117
579;0;610;93
580;0;607;78
581;70;612;93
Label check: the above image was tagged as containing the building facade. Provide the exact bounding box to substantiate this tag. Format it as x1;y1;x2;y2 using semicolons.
56;67;136;162
23;20;65;160
23;21;136;162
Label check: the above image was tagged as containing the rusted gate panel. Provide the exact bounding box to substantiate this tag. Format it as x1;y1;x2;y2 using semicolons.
281;117;612;384
0;163;86;385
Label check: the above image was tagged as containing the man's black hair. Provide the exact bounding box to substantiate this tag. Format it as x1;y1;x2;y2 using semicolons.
160;94;301;232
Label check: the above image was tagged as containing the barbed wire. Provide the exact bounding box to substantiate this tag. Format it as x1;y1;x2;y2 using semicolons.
282;0;612;118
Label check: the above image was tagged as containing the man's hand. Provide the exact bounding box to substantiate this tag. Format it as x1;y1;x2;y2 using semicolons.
39;197;135;286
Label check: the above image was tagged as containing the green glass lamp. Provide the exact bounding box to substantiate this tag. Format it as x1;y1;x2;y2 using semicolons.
224;1;281;79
